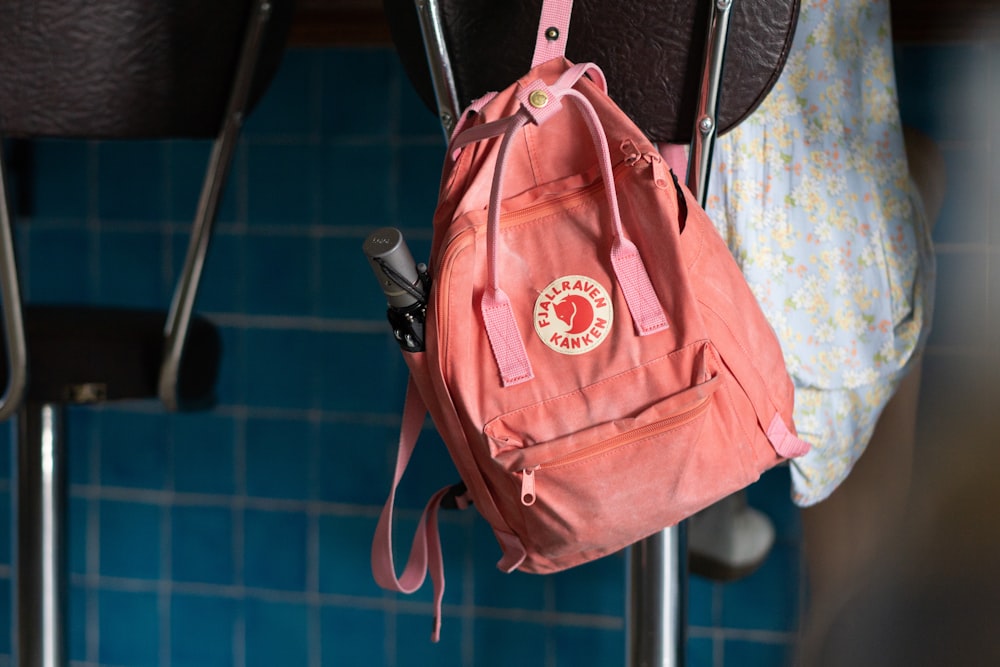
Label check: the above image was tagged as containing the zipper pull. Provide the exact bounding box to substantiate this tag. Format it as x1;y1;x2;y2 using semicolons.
620;138;642;166
647;151;671;190
520;467;538;506
619;139;670;189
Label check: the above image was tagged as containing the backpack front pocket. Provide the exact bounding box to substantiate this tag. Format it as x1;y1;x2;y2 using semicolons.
483;341;759;568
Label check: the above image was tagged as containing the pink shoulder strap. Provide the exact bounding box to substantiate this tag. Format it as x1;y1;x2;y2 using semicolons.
370;378;451;641
653;141;811;461
531;0;574;67
371;375;532;640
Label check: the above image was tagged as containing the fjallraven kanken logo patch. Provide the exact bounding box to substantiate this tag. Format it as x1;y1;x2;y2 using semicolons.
533;275;613;355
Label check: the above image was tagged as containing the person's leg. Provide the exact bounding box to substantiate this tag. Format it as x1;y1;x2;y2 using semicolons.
691;128;946;588
799;126;945;660
800;362;923;643
903;126;947;223
688;489;775;581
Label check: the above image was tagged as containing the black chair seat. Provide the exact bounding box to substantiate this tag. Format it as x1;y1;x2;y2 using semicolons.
0;305;220;407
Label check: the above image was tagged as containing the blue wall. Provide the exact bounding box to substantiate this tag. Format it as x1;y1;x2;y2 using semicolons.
0;36;995;667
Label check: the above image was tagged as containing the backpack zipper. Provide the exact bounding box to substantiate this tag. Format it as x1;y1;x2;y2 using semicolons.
439;136;663;252
498;161;629;226
620;139;671;190
519;394;713;506
495;137;668;227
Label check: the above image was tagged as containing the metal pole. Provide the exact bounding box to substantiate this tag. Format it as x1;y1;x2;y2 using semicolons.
627;1;734;664
626;525;688;667
414;0;461;135
16;403;67;667
159;0;273;411
687;0;735;204
0;140;28;422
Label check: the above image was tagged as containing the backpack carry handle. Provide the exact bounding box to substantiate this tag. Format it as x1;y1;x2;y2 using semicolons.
452;62;670;386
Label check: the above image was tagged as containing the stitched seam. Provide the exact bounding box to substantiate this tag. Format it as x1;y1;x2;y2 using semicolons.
485;340;711;427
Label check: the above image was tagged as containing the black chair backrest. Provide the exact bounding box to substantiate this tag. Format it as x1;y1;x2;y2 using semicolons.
384;0;798;143
0;0;294;139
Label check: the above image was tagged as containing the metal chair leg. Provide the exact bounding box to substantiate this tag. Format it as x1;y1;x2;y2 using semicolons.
159;0;274;411
413;0;461;135
16;403;67;667
626;525;688;667
0;141;29;423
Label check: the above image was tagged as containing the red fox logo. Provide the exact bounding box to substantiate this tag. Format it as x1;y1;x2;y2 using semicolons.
552;295;594;334
533;275;614;355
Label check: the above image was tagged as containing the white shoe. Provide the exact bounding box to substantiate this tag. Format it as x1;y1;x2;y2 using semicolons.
687;490;775;581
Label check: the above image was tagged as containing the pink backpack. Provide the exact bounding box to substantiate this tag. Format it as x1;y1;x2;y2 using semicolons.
370;0;810;641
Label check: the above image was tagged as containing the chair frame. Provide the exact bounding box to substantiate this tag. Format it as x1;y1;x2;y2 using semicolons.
0;1;277;665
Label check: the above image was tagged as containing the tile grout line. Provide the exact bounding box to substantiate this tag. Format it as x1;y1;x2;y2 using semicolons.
86;411;102;665
159;421;176;667
233;404;248;667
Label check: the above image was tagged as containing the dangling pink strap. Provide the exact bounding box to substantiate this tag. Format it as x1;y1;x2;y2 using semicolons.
531;0;574;67
370;378;450;642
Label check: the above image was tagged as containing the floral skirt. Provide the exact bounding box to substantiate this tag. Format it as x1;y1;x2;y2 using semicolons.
704;0;936;506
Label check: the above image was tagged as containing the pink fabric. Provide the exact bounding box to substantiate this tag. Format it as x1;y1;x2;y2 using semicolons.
657;140;808;461
610;235;670;334
485;115;528;295
481;287;534;386
557;87;668;335
494;530;528;572
530;0;574;67
767;412;812;458
420;53;812;571
459;62;668;384
516;80;565;125
370;379;450;641
658;142;689;179
449;91;498;143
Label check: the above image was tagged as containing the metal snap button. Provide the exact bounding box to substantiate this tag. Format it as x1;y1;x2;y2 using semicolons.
529;90;549;108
